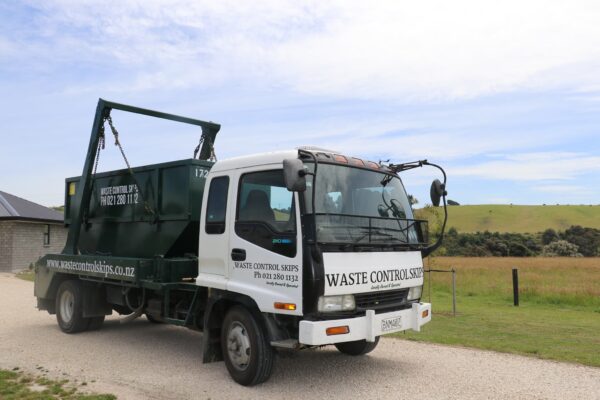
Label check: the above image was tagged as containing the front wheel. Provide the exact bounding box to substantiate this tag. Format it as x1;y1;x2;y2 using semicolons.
335;337;380;356
55;280;89;333
221;306;275;386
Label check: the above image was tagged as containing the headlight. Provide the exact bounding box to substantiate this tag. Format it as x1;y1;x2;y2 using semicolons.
407;285;423;301
318;295;355;312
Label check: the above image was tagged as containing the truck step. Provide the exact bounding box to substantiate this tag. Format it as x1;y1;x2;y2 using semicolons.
270;339;299;349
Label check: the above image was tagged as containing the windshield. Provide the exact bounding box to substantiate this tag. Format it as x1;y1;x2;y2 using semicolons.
304;163;422;246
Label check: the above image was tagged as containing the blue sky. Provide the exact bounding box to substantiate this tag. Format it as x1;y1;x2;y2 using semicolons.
1;1;599;207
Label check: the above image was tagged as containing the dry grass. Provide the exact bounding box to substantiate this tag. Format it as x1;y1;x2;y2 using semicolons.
425;257;600;307
396;256;600;367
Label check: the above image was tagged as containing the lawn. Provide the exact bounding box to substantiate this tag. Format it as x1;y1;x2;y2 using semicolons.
0;368;115;400
393;257;600;367
415;204;600;233
16;270;35;282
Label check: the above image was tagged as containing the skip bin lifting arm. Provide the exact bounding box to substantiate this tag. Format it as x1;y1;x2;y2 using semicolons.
63;98;221;255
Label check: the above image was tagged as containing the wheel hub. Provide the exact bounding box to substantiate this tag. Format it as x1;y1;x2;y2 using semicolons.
227;322;251;370
59;290;74;323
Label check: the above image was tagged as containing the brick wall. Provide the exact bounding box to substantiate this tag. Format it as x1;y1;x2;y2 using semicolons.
1;221;68;272
0;221;15;272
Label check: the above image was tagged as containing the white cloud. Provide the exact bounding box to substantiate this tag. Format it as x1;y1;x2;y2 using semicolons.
269;1;600;99
533;184;590;194
8;0;600;99
451;152;600;181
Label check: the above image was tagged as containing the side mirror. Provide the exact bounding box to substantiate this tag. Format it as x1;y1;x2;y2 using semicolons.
283;159;307;192
430;179;446;206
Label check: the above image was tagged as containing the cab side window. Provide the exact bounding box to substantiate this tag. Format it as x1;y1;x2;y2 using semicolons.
205;176;229;234
236;170;296;257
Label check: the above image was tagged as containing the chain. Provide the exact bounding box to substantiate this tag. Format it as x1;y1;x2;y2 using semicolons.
193;135;204;159
105;115;133;172
93;126;105;175
193;130;217;161
207;134;217;161
86;123;106;225
103;115;156;217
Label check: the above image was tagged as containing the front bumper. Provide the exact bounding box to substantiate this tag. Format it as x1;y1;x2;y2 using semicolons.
299;302;431;346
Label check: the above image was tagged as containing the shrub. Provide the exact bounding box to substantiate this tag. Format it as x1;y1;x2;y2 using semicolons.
542;228;559;245
562;226;600;257
542;240;582;257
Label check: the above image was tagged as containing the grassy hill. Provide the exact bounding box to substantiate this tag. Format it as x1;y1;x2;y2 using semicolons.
416;204;600;233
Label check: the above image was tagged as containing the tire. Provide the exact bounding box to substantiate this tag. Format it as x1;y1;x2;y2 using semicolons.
87;316;105;330
335;337;380;356
221;306;275;386
55;280;89;334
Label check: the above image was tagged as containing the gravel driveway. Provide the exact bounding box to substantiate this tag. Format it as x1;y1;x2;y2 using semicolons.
1;273;598;399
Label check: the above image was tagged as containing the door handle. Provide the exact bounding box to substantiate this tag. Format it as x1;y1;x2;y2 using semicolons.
231;248;246;261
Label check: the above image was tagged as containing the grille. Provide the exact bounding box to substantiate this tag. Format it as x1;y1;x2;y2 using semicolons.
354;288;409;311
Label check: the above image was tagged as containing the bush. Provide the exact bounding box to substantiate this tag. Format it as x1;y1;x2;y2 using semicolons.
542;228;559;245
542;240;582;257
442;230;540;257
562;226;600;257
421;214;600;258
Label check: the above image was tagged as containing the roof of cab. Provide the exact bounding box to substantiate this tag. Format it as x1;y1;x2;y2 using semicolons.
210;149;300;173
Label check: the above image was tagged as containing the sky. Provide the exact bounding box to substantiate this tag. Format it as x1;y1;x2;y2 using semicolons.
1;0;599;207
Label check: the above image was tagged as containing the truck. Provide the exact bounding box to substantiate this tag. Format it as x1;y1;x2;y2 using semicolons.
34;99;449;386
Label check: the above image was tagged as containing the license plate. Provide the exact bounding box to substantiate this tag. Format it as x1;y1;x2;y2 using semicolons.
381;316;402;332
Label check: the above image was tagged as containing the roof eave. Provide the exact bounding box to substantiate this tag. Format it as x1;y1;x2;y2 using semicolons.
0;216;65;224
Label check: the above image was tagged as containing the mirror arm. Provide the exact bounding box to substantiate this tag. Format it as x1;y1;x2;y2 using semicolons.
422;160;447;187
389;159;447;185
420;161;448;258
388;159;448;258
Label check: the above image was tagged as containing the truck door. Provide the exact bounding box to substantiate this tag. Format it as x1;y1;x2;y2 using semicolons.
227;168;303;315
197;174;231;289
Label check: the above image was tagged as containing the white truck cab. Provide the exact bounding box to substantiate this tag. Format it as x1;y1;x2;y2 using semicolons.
197;148;432;351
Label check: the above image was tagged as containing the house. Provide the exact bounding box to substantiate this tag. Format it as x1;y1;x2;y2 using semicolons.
0;190;67;272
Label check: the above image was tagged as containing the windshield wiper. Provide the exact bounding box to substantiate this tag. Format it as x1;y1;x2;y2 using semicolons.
343;227;396;249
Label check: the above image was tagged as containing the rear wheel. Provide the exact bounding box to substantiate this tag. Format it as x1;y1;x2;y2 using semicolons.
221;306;275;386
55;280;89;333
335;337;380;356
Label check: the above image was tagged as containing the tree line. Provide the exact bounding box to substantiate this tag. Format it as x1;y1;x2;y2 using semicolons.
440;226;600;257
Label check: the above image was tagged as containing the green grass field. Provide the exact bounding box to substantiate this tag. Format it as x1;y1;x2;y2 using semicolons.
416;204;600;233
393;257;600;367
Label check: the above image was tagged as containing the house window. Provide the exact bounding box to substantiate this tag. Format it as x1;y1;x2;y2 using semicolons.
43;224;50;245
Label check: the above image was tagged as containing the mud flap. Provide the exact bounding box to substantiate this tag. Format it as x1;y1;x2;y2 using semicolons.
82;283;112;318
202;296;224;363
